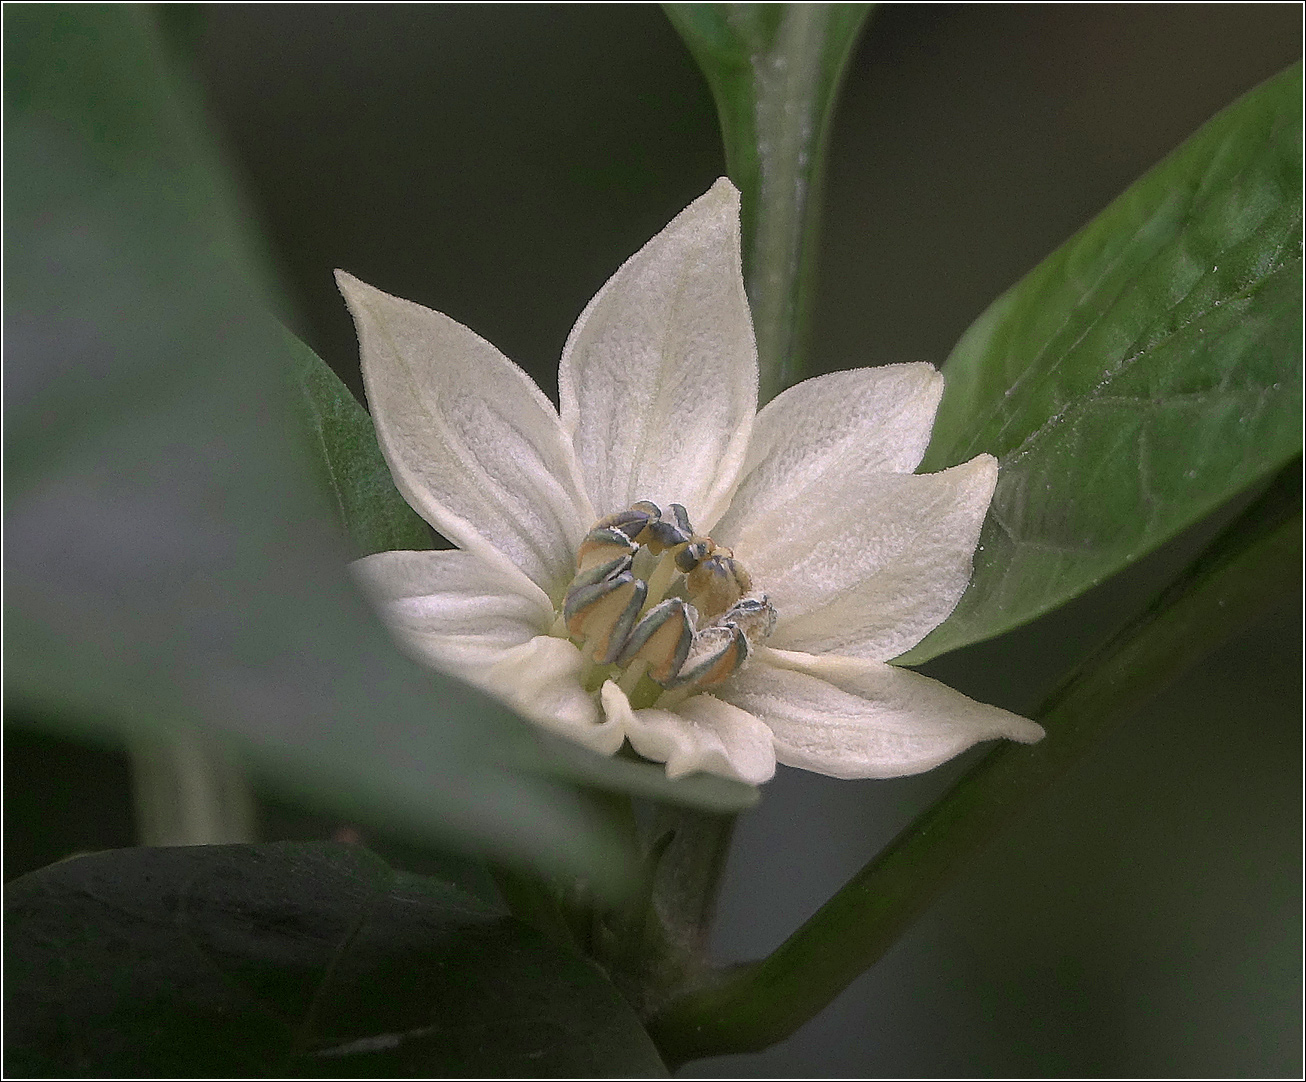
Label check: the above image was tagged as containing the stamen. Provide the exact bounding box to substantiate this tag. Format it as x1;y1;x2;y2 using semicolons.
565;572;646;663
617;598;695;685
670;623;749;690
686;553;749;620
562;501;777;705
576;527;638;572
642;548;680;611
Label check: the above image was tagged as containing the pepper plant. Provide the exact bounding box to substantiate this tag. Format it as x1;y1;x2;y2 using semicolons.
5;5;1300;1077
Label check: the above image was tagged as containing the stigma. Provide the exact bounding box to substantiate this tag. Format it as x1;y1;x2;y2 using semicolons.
558;501;776;706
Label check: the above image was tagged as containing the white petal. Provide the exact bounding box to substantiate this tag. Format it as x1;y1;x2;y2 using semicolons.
712;364;944;547
352;552;617;755
352;549;555;668
558;179;757;530
717;648;1044;780
600;682;776;785
482;637;625;756
724;454;998;662
337;271;595;600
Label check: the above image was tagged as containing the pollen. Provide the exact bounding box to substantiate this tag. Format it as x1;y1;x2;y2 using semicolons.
558;500;776;705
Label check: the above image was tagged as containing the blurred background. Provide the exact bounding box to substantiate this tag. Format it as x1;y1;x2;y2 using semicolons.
6;4;1301;1076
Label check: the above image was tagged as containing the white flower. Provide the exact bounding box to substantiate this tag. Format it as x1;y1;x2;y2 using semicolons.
338;179;1044;787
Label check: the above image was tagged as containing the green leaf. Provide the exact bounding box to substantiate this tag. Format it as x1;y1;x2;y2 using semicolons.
533;737;760;814
4;4;631;889
666;2;872;401
286;330;434;557
905;63;1303;663
649;462;1301;1066
4;843;667;1077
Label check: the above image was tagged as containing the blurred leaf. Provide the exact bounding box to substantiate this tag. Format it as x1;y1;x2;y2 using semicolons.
533;737;760;813
3;4;632;889
4;843;666;1077
666;2;872;401
286;331;434;557
905;63;1303;663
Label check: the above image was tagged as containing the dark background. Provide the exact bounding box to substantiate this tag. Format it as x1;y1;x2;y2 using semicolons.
6;5;1301;1076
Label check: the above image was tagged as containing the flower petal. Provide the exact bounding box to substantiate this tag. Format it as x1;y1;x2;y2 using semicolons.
722;453;998;662
337;271;595;600
712;363;944;545
718;648;1043;779
558;179;757;530
352;549;555;668
600;682;776;785
483;637;625;756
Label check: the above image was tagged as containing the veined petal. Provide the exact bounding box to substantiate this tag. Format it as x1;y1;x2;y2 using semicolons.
718;648;1043;779
352;549;555;668
600;682;776;786
483;637;625;756
558;179;757;530
712;363;944;545
354;552;615;752
337;271;595;600
727;454;998;662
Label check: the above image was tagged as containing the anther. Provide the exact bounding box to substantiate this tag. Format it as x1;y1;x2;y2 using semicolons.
686;553;751;620
616;598;696;686
675;539;713;573
642;518;691;552
669;624;749;690
567;553;633;594
594;507;656;542
576;527;638;573
564;572;647;663
721;596;777;641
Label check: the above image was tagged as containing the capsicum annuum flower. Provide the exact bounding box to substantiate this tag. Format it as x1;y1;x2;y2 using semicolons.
339;179;1043;786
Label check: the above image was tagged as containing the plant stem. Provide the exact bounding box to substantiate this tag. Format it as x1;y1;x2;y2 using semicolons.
128;726;257;846
648;463;1301;1065
648;804;738;959
667;2;873;403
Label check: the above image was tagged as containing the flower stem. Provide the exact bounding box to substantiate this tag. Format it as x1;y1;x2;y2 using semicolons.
647;804;738;959
128;726;257;846
647;462;1301;1065
666;2;873;403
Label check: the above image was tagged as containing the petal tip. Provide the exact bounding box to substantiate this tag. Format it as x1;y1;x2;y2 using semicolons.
707;175;741;206
333;266;364;297
334;268;385;316
1008;717;1046;744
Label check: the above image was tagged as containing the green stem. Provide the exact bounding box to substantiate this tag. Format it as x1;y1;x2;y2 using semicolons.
667;3;873;402
646;805;738;964
128;726;257;846
488;863;579;951
648;464;1301;1065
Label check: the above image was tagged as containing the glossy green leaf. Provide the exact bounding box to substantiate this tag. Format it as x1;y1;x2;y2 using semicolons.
287;331;434;557
3;4;631;889
666;2;872;401
4;843;667;1077
905;63;1303;663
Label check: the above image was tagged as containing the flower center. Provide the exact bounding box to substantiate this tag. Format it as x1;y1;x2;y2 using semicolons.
554;501;776;710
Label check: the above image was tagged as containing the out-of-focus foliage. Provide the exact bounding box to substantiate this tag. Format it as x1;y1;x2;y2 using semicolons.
3;3;633;887
4;843;667;1077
